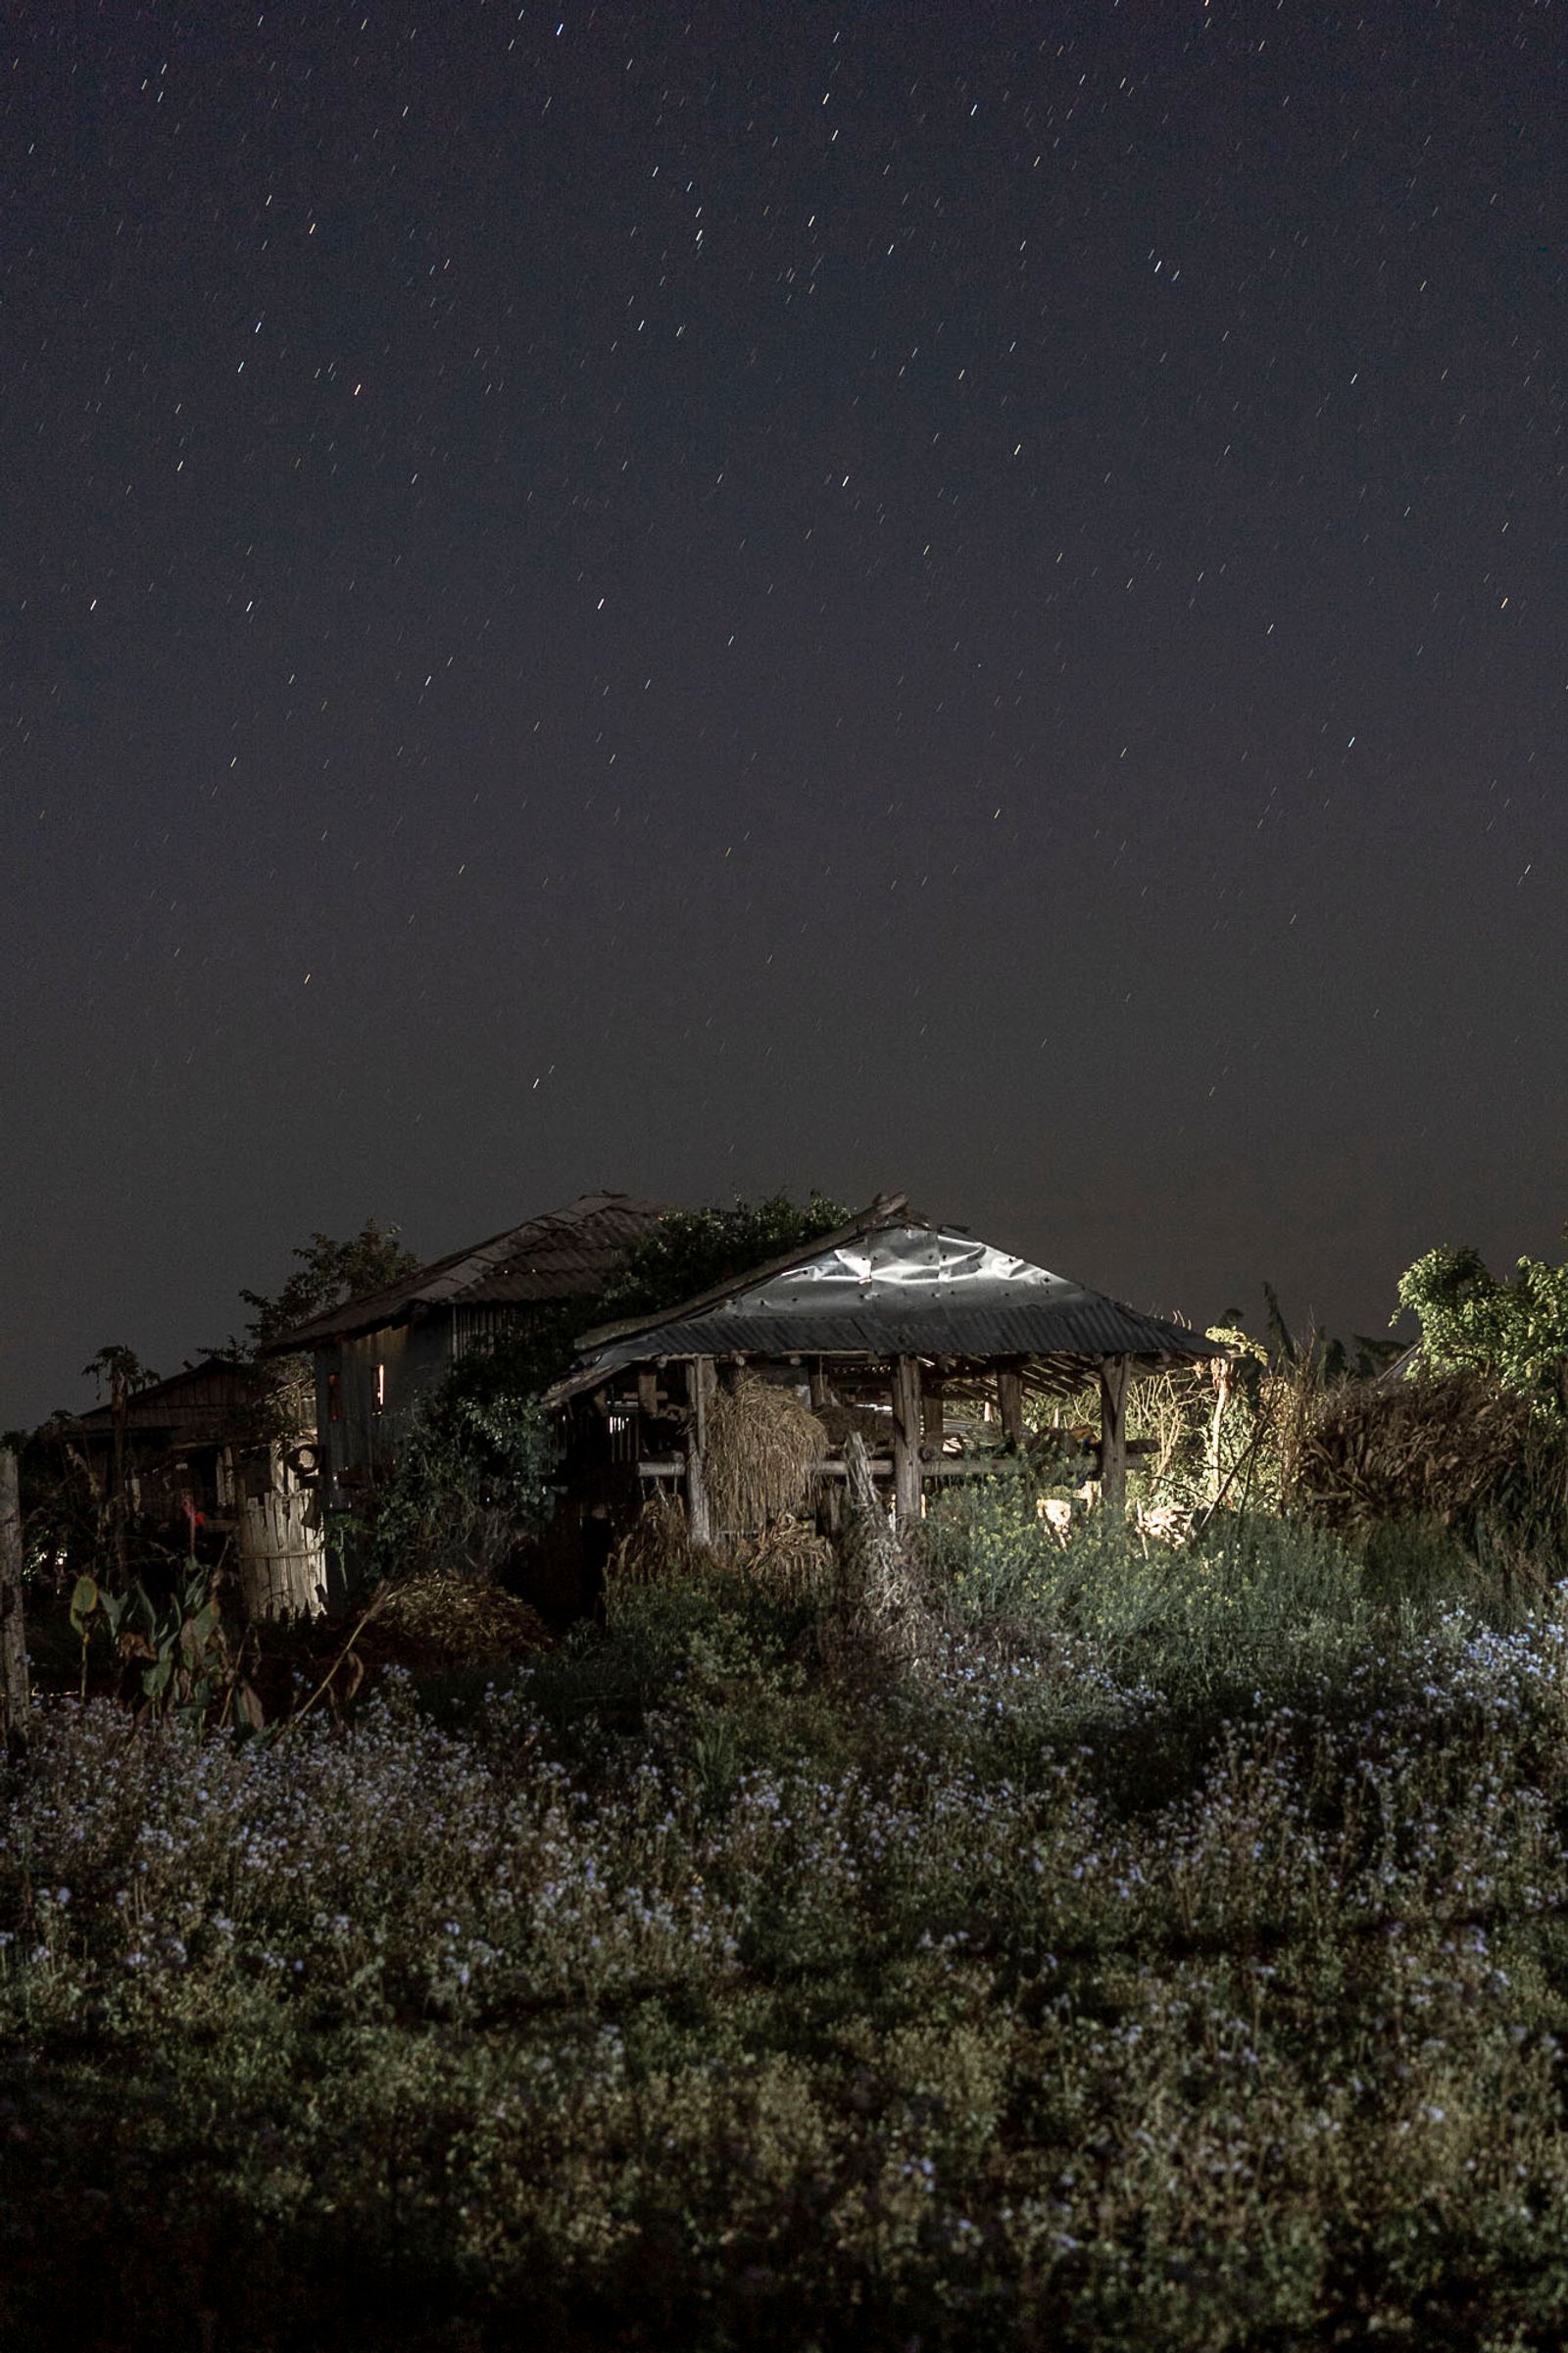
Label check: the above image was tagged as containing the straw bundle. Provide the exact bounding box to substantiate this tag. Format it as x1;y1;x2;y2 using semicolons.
729;1511;835;1601
704;1371;827;1533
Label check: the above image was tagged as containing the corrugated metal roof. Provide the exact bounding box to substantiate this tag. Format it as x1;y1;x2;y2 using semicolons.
586;1300;1217;1363
263;1193;670;1351
549;1211;1225;1401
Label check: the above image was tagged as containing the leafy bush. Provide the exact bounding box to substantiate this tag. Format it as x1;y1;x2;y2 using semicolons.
924;1476;1378;1703
1397;1236;1568;1407
362;1331;562;1587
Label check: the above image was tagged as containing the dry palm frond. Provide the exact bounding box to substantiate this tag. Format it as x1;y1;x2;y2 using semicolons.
1292;1370;1539;1535
705;1372;827;1533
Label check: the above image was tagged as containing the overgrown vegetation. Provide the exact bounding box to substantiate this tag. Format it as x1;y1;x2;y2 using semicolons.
597;1189;852;1323
6;1214;1568;2346
362;1328;564;1587
6;1513;1568;2351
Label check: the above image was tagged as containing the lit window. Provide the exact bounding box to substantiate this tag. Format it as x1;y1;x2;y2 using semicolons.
373;1363;386;1414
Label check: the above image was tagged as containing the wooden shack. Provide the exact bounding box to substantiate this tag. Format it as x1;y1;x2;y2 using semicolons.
546;1194;1226;1552
264;1192;668;1508
68;1357;326;1619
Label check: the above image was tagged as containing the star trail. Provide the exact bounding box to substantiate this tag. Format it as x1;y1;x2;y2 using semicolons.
3;3;1565;1424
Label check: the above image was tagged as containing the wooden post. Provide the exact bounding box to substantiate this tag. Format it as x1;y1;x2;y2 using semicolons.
922;1371;946;1446
0;1447;28;1744
1099;1355;1130;1517
686;1357;713;1544
110;1355;129;1582
891;1355;923;1530
997;1362;1024;1446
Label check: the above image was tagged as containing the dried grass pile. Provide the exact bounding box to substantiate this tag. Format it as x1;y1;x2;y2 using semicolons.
606;1493;833;1615
606;1493;716;1605
704;1371;827;1533
814;1399;888;1451
372;1573;552;1661
1293;1370;1542;1536
729;1511;834;1601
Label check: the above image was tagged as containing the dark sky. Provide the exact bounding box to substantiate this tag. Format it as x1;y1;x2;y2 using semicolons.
4;1;1566;1427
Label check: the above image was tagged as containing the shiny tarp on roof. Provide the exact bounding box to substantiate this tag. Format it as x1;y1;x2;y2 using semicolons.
550;1220;1223;1400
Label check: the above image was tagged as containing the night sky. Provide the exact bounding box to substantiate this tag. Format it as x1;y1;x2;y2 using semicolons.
5;2;1566;1428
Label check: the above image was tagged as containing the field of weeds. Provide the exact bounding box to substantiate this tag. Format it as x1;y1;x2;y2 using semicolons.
7;1514;1568;2350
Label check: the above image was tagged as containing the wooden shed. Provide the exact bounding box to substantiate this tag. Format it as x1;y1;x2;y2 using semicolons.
546;1193;1227;1545
264;1191;669;1537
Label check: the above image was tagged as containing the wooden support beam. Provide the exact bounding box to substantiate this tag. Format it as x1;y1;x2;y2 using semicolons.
1098;1355;1131;1517
686;1357;714;1544
921;1369;946;1446
0;1446;27;1746
997;1362;1024;1446
636;1368;660;1419
891;1354;923;1530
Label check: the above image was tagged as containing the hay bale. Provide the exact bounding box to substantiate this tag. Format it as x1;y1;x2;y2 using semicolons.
704;1371;827;1533
815;1399;889;1450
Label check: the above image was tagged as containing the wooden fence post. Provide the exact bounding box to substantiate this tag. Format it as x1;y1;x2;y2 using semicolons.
0;1446;28;1744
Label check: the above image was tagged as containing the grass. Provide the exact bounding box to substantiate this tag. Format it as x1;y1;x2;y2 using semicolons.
5;1505;1568;2349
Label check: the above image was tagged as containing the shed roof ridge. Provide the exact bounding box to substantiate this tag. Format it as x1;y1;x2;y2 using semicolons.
259;1190;668;1351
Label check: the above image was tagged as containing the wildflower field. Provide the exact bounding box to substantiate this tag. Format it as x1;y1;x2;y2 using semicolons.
7;1501;1568;2352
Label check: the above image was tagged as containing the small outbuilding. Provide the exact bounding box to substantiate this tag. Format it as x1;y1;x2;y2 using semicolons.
266;1192;670;1513
545;1193;1228;1547
63;1357;326;1620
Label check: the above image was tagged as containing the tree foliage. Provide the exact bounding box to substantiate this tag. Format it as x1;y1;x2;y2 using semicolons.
1396;1238;1568;1408
79;1345;161;1400
240;1218;421;1348
599;1191;853;1325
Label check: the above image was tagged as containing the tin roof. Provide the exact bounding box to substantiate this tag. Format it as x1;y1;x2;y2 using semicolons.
549;1202;1224;1401
262;1193;670;1351
73;1356;266;1438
